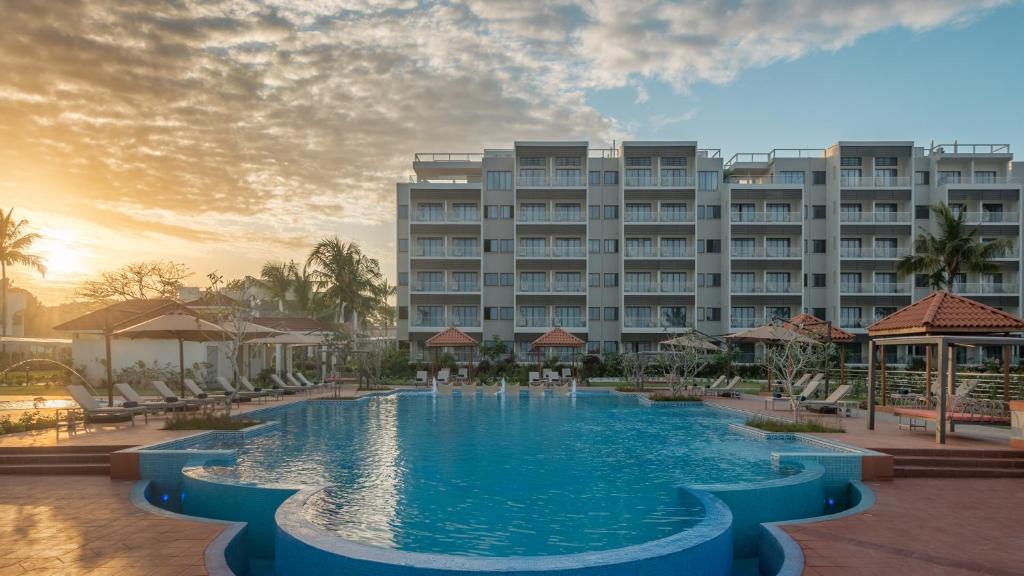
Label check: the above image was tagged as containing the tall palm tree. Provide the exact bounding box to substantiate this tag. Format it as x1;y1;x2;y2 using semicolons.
1;208;47;357
370;279;397;338
897;203;1014;290
259;260;296;313
306;238;382;329
289;262;323;319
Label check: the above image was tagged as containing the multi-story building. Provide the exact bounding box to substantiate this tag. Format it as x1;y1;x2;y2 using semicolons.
397;141;1023;366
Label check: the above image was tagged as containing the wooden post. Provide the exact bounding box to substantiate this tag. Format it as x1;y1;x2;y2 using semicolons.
839;347;846;388
880;346;888;406
1003;344;1011;403
936;340;948;444
468;347;474;385
867;340;876;430
924;344;932;409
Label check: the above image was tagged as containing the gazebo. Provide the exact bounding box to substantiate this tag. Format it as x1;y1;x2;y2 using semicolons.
784;312;856;392
866;291;1024;444
726;324;818;391
531;327;586;378
425;326;479;383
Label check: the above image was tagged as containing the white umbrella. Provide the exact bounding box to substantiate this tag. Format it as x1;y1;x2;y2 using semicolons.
114;313;230;395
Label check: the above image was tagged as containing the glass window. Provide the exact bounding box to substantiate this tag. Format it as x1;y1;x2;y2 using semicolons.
840;307;862;329
875;156;897;167
484;273;498;286
625;156;651;167
518;168;545;185
840;156;862;167
603;205;619;219
398;204;409;219
588;171;601;185
484;307;499;320
660;168;687;186
500;273;513;286
603;341;619;353
604;307;619;321
398;238;408;253
625;168;652;186
555;156;580;167
661;156;686;167
589;307;601;321
937;171;961;185
914;171;929;185
698;171;719;191
519;157;544;167
499;239;514;253
586;341;601;354
603;171;619;185
604;273;618;287
485;205;499;219
554;168;581;186
604;239;619;253
777;171;804;184
705;307;721;321
588;273;600;287
589;204;601;220
706;239;721;253
812;273;826;288
812;205;826;219
915;205;930;219
975;171;997;184
398;306;408;320
486;171;512;190
588;239;601;254
812;171;826;185
811;239;826;253
398;272;408;286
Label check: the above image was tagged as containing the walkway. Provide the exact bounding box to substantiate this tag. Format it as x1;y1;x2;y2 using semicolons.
0;475;222;576
788;478;1024;576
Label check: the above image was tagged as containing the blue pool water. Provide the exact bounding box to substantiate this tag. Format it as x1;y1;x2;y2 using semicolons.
197;393;821;558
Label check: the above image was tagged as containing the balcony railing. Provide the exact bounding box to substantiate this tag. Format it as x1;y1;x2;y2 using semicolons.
622;317;691;329
517;316;587;328
624;245;696;258
516;246;587;258
839;247;911;259
950;283;1019;295
730;211;800;223
840;282;911;295
961;211;1020;224
730;283;801;295
939;175;1019;185
516;212;586;223
624;211;695;223
839;212;912;223
410;281;480;293
839;318;887;330
517;282;585;293
730;247;801;258
411;315;480;328
411;211;480;223
839;176;912;188
412;246;480;258
623;282;695;294
518;175;584;187
624;175;696;187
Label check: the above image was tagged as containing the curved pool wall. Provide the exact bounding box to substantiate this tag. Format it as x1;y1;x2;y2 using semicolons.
133;391;874;576
274;486;734;576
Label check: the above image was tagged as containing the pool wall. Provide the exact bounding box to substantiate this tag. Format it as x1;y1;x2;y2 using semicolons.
273;486;734;576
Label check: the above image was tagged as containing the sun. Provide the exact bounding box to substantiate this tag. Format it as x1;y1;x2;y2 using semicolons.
34;228;91;281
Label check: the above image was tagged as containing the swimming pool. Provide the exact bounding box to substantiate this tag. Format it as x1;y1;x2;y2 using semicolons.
136;391;869;575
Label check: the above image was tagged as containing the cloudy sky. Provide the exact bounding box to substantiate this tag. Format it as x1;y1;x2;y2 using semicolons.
2;0;1022;303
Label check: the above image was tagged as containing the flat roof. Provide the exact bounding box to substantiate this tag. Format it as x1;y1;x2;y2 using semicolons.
514;141;588;148
835;141;914;148
622;141;697;148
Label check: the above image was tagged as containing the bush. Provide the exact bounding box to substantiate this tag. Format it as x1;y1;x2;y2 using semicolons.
0;411;58;435
648;392;702;402
163;414;260;430
745;416;844;433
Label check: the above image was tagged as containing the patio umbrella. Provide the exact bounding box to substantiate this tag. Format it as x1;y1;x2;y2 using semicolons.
114;313;232;395
726;325;818;391
660;333;721;352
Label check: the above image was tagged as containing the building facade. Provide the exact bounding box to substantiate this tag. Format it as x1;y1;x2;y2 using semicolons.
396;141;1023;365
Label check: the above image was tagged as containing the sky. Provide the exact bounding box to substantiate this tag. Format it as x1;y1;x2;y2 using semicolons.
2;0;1023;304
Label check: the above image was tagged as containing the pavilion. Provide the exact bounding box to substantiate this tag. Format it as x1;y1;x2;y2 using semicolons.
531;327;585;377
425;326;479;382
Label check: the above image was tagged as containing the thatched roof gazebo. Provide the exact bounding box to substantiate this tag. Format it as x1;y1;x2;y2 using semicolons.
425;326;479;382
784;313;856;392
531;327;585;377
866;291;1024;444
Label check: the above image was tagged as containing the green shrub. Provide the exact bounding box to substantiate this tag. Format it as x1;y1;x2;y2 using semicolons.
745;417;844;433
163;414;260;431
648;392;703;402
0;411;58;435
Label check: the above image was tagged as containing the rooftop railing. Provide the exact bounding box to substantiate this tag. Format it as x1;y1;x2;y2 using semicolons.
930;143;1010;155
414;152;484;162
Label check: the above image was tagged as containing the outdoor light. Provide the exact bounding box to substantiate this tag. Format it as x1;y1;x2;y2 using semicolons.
161;493;170;503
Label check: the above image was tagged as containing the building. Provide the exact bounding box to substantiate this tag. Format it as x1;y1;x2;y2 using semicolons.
396;141;1023;366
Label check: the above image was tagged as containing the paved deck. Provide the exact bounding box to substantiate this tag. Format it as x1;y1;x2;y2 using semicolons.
787;478;1024;576
0;475;222;576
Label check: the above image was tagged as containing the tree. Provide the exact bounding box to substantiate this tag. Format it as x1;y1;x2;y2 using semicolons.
621;352;649;391
259;260;296;313
763;321;830;420
306;238;382;328
897;203;1014;290
369;278;397;337
289;262;325;319
1;208;47;360
78;261;191;304
662;338;714;396
202;271;254;415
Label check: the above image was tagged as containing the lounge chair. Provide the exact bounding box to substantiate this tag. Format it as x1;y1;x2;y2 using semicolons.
549;371;561;383
437;368;451;383
67;384;144;425
561;368;572;379
269;373;301;394
457;367;469;382
152;380;215;411
528;371;541;384
783;373;811;394
702;375;727;396
240;377;282;400
184;379;228;405
414;370;428;386
295;373;323;389
216;377;265;403
801;384;852;414
286;373;311;392
766;378;822;411
529;381;545;395
717;376;742;397
115;382;186;414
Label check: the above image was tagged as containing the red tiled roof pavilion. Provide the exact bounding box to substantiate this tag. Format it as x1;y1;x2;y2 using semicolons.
868;291;1024;336
530;327;585;349
785;313;856;342
425;326;479;348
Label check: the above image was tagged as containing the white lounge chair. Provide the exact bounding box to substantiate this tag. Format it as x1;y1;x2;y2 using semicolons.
437;368;450;383
549;371;561;383
802;385;852;413
528;371;541;384
702;375;727;396
561;368;572;379
457;367;469;381
115;382;186;414
716;376;742;398
766;378;822;411
414;371;428;386
216;377;265;403
240;377;282;400
295;373;322;388
67;385;144;425
152;380;215;411
269;373;302;394
286;373;311;392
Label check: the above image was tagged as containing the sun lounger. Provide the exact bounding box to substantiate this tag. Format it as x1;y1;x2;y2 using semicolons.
115;382;186;414
67;384;144;425
528;371;541;384
295;373;323;389
717;376;742;397
414;371;428;386
702;375;727;395
152;380;215;411
240;377;282;400
436;368;450;383
766;378;822;410
184;379;228;405
269;373;301;394
216;377;265;403
286;373;312;392
801;384;851;413
561;368;572;379
457;368;469;381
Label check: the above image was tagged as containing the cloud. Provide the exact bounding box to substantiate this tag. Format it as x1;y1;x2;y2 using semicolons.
0;0;1008;302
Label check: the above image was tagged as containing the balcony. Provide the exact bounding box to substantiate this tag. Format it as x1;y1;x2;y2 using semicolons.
729;317;773;330
839;176;912;188
950;283;1019;295
730;211;801;224
516;246;587;258
410;316;480;330
839;247;911;259
623;281;695;294
840;282;911;295
517;281;585;294
411;246;481;259
622;317;692;330
624;175;696;188
939;175;1019;186
624;245;696;258
960;211;1020;224
410;281;480;294
839;318;886;331
516;212;586;224
517;316;587;329
839;212;912;224
730;247;801;259
517;175;585;188
624;210;695;224
410;211;480;223
730;283;801;295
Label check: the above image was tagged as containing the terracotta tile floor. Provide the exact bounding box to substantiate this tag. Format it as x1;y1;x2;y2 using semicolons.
787;478;1024;576
0;476;223;576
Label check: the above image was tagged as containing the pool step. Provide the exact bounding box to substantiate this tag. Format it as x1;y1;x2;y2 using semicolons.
0;445;133;475
894;465;1024;478
880;447;1024;478
0;463;110;475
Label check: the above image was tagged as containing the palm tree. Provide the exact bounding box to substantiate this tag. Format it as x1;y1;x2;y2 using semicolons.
306;238;382;329
259;260;296;313
898;203;1014;290
1;208;47;358
370;279;397;338
289;262;323;319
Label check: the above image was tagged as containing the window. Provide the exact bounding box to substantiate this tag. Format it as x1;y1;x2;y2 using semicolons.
625;156;651;167
589;273;600;287
937;171;961;185
604;239;619;253
705;307;721;321
697;273;721;288
398;238;408;253
840;168;861;182
589;205;601;219
555;156;580;167
811;205;826;219
915;274;929;288
499;273;514;286
840;156;862;167
604;307;619;321
500;239;514;253
765;237;791;257
875;238;897;258
604;273;619;287
604;205;619;219
398;306;408;320
485;205;513;219
398;204;408;219
810;239;826;253
484;273;499;286
625;168;652;186
484;307;500;320
777;171;804;184
840;272;861;292
840;307;862;329
603;171;619;185
589;307;601;321
812;273;826;288
914;171;929;185
704;239;721;253
486;171;512;190
519;157;544;167
698;171;719;191
588;239;601;254
398;272;408;286
811;308;826;321
812;171;826;185
703;205;722;219
603;341;619;354
586;341;601;354
875;156;897;167
661;156;686;167
501;307;514;320
975;171;997;184
915;205;930;220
